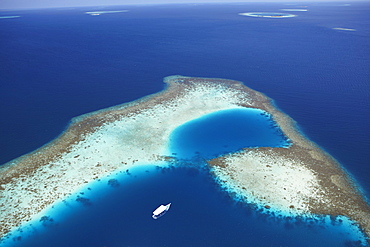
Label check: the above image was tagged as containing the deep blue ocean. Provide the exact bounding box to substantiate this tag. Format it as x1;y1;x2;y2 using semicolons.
1;2;369;246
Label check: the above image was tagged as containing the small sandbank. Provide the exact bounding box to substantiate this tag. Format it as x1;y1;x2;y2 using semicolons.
0;76;369;244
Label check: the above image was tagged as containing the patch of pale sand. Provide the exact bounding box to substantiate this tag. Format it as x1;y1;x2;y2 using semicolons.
212;150;329;215
0;81;251;238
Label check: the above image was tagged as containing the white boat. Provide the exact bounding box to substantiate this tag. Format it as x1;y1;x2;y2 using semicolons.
152;203;171;219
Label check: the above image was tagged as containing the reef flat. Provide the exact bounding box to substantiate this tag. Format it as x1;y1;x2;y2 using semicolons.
0;76;369;242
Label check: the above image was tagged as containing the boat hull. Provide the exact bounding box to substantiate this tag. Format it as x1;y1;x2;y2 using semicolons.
152;203;171;219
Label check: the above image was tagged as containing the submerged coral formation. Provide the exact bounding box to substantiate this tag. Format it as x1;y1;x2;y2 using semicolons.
0;76;369;242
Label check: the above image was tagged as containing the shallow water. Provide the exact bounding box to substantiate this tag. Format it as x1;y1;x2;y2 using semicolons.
169;108;290;160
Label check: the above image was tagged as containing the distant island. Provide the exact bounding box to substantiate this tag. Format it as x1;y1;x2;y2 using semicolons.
0;76;369;243
85;10;128;16
0;16;21;19
333;27;356;32
239;12;296;18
